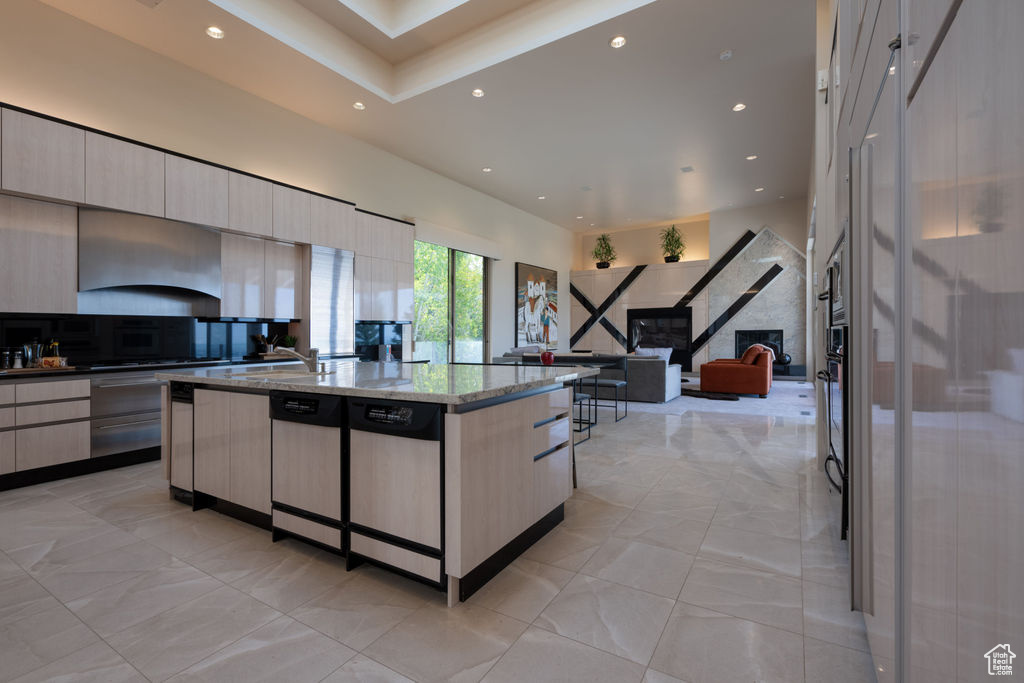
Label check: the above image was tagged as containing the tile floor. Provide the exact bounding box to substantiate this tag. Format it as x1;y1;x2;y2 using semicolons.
0;380;877;682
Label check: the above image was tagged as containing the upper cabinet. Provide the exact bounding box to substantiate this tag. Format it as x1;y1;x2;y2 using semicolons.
85;132;164;216
165;155;229;228
220;232;266;318
228;172;273;237
265;240;303;320
0;195;78;313
310;195;356;251
1;109;85;203
273;185;310;243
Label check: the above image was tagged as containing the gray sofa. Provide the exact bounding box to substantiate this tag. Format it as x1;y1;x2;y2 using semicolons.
494;352;681;403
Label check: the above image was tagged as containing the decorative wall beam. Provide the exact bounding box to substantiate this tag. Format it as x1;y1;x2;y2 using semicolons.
674;229;757;309
569;266;647;347
690;264;784;352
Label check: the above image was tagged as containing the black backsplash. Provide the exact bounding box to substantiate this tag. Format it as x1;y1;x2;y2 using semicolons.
0;313;290;366
354;322;405;361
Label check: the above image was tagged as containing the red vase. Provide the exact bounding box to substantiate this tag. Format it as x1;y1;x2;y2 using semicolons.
540;351;555;366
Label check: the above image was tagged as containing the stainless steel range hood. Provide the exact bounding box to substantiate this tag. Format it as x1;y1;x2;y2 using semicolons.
78;209;221;316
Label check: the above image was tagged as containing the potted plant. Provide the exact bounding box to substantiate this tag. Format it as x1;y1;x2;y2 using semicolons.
280;335;298;350
660;224;685;263
592;234;616;269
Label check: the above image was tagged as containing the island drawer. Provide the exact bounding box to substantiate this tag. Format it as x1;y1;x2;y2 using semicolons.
0;385;13;406
272;509;342;550
533;443;572;519
525;388;572;424
350;531;442;583
532;417;570;456
0;407;13;429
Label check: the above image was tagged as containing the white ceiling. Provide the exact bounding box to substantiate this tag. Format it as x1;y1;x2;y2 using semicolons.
39;0;815;232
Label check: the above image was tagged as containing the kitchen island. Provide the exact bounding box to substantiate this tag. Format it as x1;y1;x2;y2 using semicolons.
156;360;597;603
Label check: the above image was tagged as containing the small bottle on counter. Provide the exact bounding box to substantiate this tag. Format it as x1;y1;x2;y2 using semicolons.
12;351;23;369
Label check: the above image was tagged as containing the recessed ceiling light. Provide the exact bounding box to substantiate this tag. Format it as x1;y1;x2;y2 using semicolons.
205;26;224;39
537;196;546;200
609;35;626;49
680;166;695;173
865;132;878;139
779;195;786;199
576;216;583;219
889;65;896;75
745;154;758;161
732;103;746;112
353;102;366;110
472;88;485;98
581;186;592;192
590;223;595;227
755;187;765;192
720;50;733;61
481;167;492;173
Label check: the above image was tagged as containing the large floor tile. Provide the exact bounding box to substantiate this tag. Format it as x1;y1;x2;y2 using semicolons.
572;480;650;508
482;626;644;683
105;584;281;682
65;560;222;638
698;525;803;578
363;604;527;683
612;508;710;554
804;637;878;683
0;573;60;626
802;580;871;652
580;537;693;598
678;558;803;634
520;524;610;571
467;558;574;622
535;574;674;665
28;539;176;602
227;541;350;612
711;497;801;540
650;602;805;683
168;615;355;683
635;490;719;522
6;525;141;576
0;500;111;552
320;654;414;682
8;641;145;683
802;538;851;589
0;603;100;681
125;507;262;558
289;566;436;650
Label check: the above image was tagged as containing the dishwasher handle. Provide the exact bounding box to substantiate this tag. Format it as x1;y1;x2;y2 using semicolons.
348;398;442;441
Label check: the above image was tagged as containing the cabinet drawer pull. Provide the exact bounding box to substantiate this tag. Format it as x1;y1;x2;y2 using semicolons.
534;442;568;462
97;418;160;430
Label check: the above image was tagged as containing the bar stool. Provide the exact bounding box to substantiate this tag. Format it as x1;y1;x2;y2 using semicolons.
592;357;628;422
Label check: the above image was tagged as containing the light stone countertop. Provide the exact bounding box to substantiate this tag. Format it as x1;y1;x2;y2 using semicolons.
155;361;599;405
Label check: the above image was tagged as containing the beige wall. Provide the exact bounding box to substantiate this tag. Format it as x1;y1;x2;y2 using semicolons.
0;0;574;352
574;216;710;271
708;197;809;261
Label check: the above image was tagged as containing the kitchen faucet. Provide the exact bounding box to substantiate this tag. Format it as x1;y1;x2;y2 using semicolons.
276;347;320;373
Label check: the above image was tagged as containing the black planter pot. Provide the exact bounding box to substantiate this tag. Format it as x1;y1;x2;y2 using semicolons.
664;255;680;263
596;261;611;269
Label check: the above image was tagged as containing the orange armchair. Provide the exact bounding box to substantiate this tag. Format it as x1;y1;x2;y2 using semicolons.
700;348;773;397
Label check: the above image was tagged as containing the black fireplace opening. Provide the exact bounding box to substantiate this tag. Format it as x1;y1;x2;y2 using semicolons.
735;329;784;360
627;307;692;372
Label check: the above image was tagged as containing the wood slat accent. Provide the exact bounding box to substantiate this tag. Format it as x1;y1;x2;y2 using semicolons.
170;400;193;491
271;420;342;521
15;379;90;404
229;393;271;514
272;509;342;550
350;532;441;581
15;421;89;471
15;399;89;426
349;430;441;548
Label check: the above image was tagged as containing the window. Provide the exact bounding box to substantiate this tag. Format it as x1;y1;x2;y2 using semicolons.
412;241;487;363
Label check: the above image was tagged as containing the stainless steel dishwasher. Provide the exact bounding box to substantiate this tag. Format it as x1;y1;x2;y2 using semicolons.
347;398;443;586
270;391;346;552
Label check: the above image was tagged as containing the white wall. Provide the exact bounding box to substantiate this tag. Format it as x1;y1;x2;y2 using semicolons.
708;197;809;260
0;0;574;352
574;216;710;271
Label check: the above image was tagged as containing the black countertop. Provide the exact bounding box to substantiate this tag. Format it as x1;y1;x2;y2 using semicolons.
0;355;362;381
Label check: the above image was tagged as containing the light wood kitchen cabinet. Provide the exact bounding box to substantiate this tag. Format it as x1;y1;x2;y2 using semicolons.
272;185;310;243
193;389;231;499
84;132;164;216
370;213;394;259
228;393;271;514
192;389;271;513
354;256;372;321
221;232;266;318
15;421;90;472
354;210;374;256
371;257;396;321
264;240;302;320
394;223;414;264
272;420;342;521
228;172;273;237
1;108;85;203
395;260;414;321
170;400;193;491
165;155;229;228
0;432;13;475
310;195;356;251
14;379;89;403
0;195;78;314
